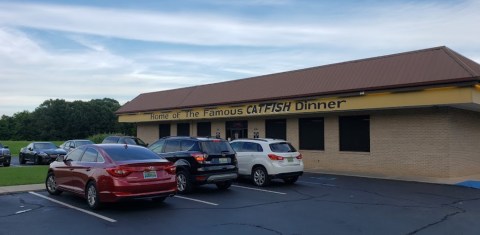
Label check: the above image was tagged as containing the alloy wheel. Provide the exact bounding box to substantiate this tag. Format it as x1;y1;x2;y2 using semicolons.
177;173;186;192
87;185;97;207
253;168;266;186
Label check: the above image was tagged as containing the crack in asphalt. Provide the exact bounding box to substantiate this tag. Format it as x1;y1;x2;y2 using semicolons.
405;197;480;235
0;197;44;218
214;223;283;235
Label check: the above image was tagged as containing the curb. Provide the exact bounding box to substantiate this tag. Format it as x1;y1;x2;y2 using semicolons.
0;184;45;195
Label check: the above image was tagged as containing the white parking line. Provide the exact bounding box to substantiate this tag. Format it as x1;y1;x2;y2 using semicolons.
29;192;117;223
232;185;287;195
174;195;219;206
298;181;336;187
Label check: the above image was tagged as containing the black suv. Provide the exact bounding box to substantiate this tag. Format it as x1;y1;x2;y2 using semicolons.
148;136;238;193
102;136;148;147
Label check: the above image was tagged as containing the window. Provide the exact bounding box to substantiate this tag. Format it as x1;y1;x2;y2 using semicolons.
270;142;296;153
164;140;181;152
226;121;248;140
180;140;199;151
197;122;211;137
299;117;324;150
244;142;263;152
265;119;286;140
159;124;171;138
149;140;165;154
66;149;83;161
177;123;190;136
81;148;99;162
339;115;370;152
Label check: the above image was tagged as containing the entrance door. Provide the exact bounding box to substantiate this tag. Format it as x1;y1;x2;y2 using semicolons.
226;121;248;140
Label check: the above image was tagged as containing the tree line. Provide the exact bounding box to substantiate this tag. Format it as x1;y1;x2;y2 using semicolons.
0;98;135;140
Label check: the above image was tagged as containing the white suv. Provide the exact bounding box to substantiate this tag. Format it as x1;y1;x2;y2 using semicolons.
230;138;303;186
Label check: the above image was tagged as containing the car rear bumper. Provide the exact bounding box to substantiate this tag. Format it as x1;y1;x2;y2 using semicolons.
99;179;177;202
271;171;303;179
193;171;238;184
268;164;304;177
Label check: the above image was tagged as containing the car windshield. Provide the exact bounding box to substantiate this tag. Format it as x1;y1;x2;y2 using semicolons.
76;140;94;146
103;146;160;161
35;143;56;149
201;140;234;154
269;142;297;153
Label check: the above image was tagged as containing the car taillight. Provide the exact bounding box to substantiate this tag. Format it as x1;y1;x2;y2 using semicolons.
191;153;207;164
268;154;284;161
296;154;303;160
106;167;132;177
165;165;176;175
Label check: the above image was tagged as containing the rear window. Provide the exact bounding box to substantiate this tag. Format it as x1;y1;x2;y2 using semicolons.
201;140;234;154
269;142;297;153
103;146;160;161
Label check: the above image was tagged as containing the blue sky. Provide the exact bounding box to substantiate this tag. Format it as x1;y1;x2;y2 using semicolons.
0;0;479;116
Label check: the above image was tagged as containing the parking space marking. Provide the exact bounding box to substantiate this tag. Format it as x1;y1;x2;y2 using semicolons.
298;181;336;187
232;185;287;195
174;195;219;206
29;192;117;223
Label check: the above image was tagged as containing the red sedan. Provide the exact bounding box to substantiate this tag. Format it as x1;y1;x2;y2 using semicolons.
46;144;176;209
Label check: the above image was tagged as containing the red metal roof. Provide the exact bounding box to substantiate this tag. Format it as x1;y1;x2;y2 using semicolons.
117;46;480;114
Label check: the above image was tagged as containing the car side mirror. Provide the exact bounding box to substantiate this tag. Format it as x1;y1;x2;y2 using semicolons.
28;147;33;151
57;155;65;161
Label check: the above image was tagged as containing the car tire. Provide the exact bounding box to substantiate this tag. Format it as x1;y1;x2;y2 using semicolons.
45;172;62;195
216;180;232;190
152;196;167;203
19;154;26;164
34;155;42;165
176;170;193;194
283;176;299;184
3;161;10;167
252;166;270;187
86;181;102;210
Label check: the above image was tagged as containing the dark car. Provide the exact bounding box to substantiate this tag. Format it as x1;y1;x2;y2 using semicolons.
46;144;176;209
102;136;148;147
19;142;67;165
0;143;11;167
148;136;238;194
60;139;94;152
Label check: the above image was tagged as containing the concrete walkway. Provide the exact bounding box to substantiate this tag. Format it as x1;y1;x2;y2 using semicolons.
0;184;44;195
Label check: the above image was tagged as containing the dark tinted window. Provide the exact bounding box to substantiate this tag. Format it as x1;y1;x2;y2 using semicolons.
244;142;263;152
270;142;297;153
339;115;370;152
103;146;160;161
159;124;171;138
66;148;84;161
197;122;211;137
164;140;181;152
0;143;3;148
81;148;98;162
230;142;242;152
265;119;286;140
299;117;324;150
201;141;234;154
76;140;94;147
177;123;190;136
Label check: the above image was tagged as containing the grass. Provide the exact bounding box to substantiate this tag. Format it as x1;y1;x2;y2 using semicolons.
0;166;49;186
0;140;64;156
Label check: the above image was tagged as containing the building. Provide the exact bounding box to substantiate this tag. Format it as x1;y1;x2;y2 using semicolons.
116;46;480;184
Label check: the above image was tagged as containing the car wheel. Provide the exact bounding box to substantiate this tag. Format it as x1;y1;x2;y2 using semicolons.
176;170;193;194
152;196;167;203
283;176;299;184
252;166;270;187
34;155;42;165
45;172;62;195
19;154;26;164
86;181;101;210
216;181;232;190
3;161;10;167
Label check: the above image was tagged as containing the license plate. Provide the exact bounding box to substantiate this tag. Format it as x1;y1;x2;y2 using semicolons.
287;157;294;162
218;158;229;164
143;171;157;179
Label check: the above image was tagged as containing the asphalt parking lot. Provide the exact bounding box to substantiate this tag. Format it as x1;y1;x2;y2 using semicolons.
1;173;480;235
